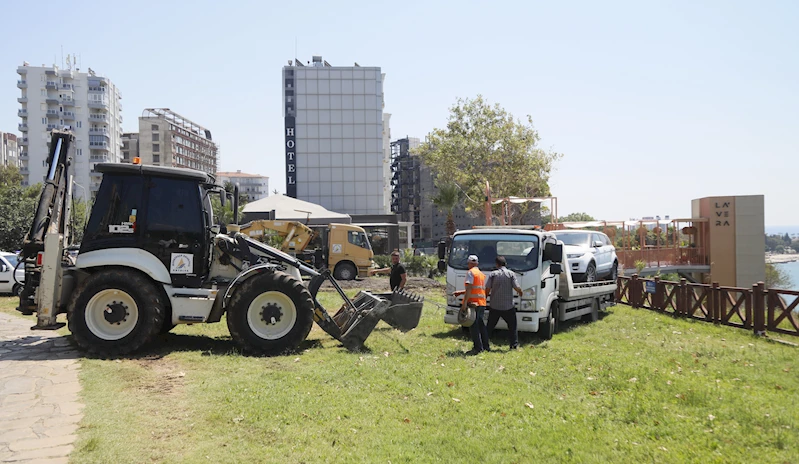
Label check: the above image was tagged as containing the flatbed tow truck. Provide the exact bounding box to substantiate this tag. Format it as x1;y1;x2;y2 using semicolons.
438;228;616;338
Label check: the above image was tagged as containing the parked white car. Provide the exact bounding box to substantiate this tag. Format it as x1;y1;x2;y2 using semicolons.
552;230;618;282
0;252;24;296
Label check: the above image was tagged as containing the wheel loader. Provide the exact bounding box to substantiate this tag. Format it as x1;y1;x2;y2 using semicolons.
16;131;424;356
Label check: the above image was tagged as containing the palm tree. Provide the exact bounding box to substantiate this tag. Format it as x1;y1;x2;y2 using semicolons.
431;182;461;237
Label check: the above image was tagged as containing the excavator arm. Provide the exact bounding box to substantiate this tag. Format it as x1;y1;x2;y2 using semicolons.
17;131;75;329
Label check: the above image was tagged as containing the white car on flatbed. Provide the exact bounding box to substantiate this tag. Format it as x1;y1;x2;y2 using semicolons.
439;228;617;339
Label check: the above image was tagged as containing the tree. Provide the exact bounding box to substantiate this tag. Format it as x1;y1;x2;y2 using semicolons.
212;182;248;226
430;181;461;237
416;95;561;216
69;197;90;244
0;165;41;252
765;263;792;289
784;233;792;244
559;212;596;222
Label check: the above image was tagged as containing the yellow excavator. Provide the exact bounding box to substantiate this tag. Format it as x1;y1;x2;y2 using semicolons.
239;220;373;281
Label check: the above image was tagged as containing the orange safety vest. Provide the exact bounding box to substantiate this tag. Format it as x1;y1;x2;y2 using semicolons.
466;267;487;306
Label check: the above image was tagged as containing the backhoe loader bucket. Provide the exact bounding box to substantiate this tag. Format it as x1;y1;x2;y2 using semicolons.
374;289;425;332
326;290;424;350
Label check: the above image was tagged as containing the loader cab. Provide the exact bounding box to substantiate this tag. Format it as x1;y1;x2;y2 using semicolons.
81;164;217;288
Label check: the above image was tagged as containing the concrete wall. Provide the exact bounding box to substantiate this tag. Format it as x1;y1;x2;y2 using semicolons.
734;195;766;287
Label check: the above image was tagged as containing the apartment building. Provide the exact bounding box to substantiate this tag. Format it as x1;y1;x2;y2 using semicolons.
135;108;218;175
0;132;20;168
16;63;123;197
216;170;269;201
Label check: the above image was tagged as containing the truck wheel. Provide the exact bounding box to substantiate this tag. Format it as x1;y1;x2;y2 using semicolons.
539;302;558;340
12;283;22;297
585;262;597;282
226;270;314;355
607;262;618;282
334;262;357;281
67;269;165;356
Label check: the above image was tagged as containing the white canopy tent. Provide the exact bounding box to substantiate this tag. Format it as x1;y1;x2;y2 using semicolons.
241;195;351;225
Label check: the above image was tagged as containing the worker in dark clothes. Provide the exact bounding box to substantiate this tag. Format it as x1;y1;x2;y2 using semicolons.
486;256;523;349
370;250;407;291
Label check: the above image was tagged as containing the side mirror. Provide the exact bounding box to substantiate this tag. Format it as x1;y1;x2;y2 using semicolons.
0;264;7;273
593;240;603;248
543;243;563;263
437;240;447;260
219;189;226;207
549;263;562;275
438;259;447;273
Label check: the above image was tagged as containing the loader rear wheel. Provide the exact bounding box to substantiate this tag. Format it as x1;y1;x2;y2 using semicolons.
226;271;314;355
68;269;165;356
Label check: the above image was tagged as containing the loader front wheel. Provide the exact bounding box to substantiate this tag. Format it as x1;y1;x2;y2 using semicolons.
68;269;165;356
226;271;314;355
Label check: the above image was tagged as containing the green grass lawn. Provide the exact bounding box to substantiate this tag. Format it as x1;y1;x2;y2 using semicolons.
2;293;798;463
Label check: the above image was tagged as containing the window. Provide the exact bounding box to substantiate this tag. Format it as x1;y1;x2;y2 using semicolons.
153;144;160;152
347;231;371;251
76;121;82;128
145;177;202;235
152;133;159;142
76;149;82;156
42;118;46;124
448;234;540;272
153;154;160;163
151;124;158;131
82;174;143;247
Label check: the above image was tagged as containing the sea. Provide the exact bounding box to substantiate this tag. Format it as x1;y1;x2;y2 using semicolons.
774;261;799;308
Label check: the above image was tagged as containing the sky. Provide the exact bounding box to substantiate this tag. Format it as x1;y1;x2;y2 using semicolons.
1;0;797;226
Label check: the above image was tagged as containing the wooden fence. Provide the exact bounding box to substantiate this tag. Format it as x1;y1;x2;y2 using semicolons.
616;275;799;337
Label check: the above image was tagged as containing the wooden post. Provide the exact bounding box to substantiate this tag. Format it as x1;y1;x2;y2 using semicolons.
615;276;621;303
753;282;766;336
678;278;687;317
631;274;639;308
711;282;720;323
744;287;752;329
654;276;663;311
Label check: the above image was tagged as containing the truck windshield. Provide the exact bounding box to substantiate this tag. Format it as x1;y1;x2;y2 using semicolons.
448;234;539;272
348;231;372;251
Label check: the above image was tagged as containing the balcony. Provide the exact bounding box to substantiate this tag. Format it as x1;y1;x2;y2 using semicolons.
17;66;27;75
45;68;56;75
46;109;59;118
20;138;28;146
89;114;108;123
47;124;59;130
18;123;28;132
88;100;108;109
17;80;27;89
89;154;110;163
17;97;27;103
45;81;58;90
62;111;75;120
19;152;28;160
90;141;109;150
19;167;28;173
61;97;75;106
46;96;59;104
18;109;27;117
88;86;106;93
88;128;110;137
60;83;73;91
59;70;73;79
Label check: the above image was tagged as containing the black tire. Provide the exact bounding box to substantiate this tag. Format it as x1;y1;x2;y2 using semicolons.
333;262;357;281
585;262;597;283
12;283;23;297
539;302;558;340
226;270;314;355
67;269;165;356
607;261;618;282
